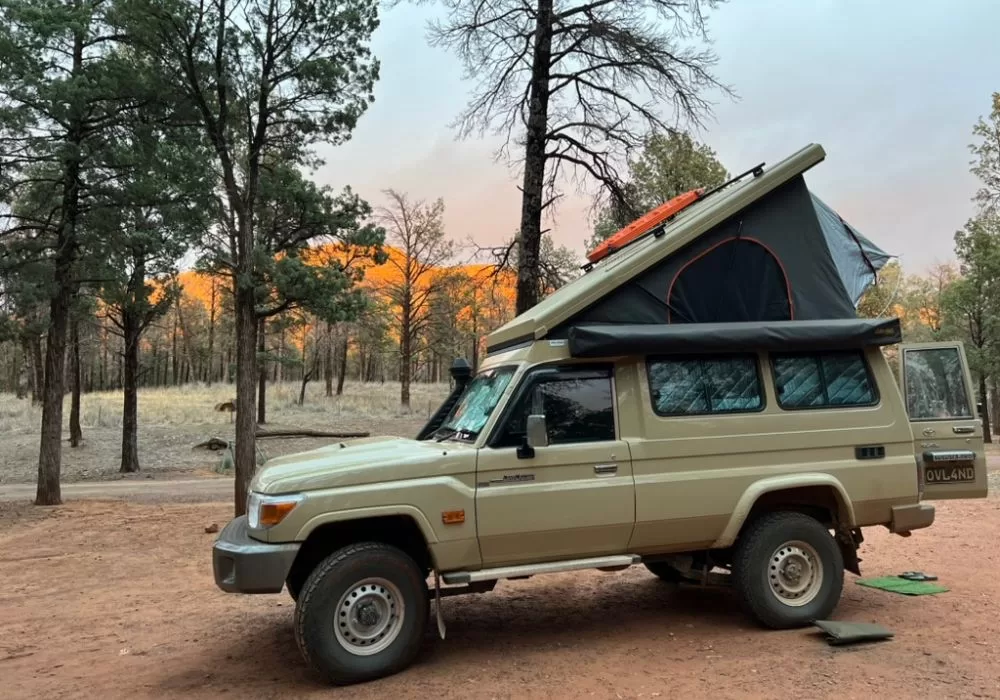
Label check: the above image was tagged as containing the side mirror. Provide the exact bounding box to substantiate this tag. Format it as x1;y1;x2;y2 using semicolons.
977;402;985;416
526;414;549;449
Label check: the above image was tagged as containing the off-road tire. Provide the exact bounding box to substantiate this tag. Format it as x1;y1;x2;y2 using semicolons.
732;511;844;629
294;542;428;685
643;561;684;583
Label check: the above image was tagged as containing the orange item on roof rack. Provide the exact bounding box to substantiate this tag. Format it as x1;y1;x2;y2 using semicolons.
586;189;702;263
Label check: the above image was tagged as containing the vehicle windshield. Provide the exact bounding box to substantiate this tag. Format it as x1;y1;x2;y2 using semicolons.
437;366;517;441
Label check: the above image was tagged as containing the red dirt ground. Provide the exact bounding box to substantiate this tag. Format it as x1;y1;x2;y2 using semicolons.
1;495;999;700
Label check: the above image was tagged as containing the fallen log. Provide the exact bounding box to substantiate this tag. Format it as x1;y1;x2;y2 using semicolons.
256;429;370;440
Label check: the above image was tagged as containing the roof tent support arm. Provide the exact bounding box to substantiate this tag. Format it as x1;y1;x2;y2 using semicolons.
840;219;878;280
874;265;904;318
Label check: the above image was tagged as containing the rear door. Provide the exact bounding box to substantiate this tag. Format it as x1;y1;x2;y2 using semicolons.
899;342;988;499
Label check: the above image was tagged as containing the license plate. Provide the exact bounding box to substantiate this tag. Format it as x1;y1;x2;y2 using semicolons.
924;465;976;484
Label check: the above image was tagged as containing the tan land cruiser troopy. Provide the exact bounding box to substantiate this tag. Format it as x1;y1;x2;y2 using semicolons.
213;144;989;686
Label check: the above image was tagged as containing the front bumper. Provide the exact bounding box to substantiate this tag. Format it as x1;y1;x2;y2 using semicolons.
212;515;300;593
889;503;936;533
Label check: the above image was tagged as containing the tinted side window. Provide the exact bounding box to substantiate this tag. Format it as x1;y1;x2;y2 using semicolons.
496;373;615;446
904;347;972;419
647;355;762;416
772;351;876;409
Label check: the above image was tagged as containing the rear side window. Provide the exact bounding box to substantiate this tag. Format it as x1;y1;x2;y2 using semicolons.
647;355;763;416
772;351;876;409
903;347;972;419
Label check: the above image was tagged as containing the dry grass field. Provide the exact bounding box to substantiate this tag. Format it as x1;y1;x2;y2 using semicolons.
0;381;450;484
1;381;997;485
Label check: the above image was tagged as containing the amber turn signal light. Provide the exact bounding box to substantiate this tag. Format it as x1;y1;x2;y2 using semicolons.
260;501;299;527
441;510;465;525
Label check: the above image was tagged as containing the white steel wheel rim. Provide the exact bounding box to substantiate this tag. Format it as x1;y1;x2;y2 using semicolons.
767;540;824;607
334;577;405;656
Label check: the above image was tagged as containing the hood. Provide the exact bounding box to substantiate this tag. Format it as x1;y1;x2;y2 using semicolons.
251;435;476;494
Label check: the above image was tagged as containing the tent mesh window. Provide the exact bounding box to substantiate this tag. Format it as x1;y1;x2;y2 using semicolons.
667;238;792;324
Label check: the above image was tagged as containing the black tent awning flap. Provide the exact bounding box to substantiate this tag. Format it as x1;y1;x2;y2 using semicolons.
567;317;902;358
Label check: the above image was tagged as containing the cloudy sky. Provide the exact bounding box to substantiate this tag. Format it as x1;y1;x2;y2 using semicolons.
315;0;1000;273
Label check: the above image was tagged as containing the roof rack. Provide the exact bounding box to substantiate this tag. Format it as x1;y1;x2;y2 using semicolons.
581;161;767;273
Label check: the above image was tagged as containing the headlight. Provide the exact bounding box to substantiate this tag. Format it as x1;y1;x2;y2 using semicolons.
247;492;304;529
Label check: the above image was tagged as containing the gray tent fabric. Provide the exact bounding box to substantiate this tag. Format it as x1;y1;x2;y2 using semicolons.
553;176;889;334
811;193;894;305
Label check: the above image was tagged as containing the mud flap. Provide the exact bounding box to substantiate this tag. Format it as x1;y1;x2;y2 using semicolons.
836;527;863;576
433;570;446;640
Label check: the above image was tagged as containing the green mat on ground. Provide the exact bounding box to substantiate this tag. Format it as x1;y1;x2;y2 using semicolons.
856;576;949;596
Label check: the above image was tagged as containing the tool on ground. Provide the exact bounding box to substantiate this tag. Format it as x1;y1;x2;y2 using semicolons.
898;570;938;581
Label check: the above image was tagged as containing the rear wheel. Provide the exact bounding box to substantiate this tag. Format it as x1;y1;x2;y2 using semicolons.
294;542;428;685
732;512;843;629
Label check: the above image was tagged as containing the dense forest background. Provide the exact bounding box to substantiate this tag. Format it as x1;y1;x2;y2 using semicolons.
2;0;998;509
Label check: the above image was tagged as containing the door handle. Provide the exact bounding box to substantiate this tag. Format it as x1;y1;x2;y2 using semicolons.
594;463;617;476
952;426;975;434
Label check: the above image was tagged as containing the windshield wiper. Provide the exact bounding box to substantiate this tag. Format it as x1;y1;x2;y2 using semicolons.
434;427;458;442
435;427;477;442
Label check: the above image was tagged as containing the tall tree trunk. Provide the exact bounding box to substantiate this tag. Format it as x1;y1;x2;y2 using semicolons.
37;21;86;506
257;318;267;425
298;349;318;406
12;342;25;397
37;283;73;505
990;377;1000;437
28;336;44;405
400;336;411;408
171;309;179;386
514;0;554;314
400;298;412;408
206;278;217;385
69;318;83;447
174;294;198;385
234;284;259;517
99;322;107;390
336;335;348;396
324;323;334;397
120;307;141;473
471;313;480;372
276;326;285;384
980;375;993;444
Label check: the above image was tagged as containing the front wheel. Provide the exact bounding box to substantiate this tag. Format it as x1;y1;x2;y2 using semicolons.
732;512;843;629
294;542;428;685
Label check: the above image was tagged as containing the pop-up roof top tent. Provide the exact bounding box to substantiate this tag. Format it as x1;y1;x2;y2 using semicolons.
485;143;897;357
418;144;898;440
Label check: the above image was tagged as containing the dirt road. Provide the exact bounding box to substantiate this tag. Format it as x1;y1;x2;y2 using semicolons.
2;495;999;700
0;475;231;503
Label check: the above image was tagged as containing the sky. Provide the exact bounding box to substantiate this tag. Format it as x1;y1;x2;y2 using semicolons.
314;0;1000;273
